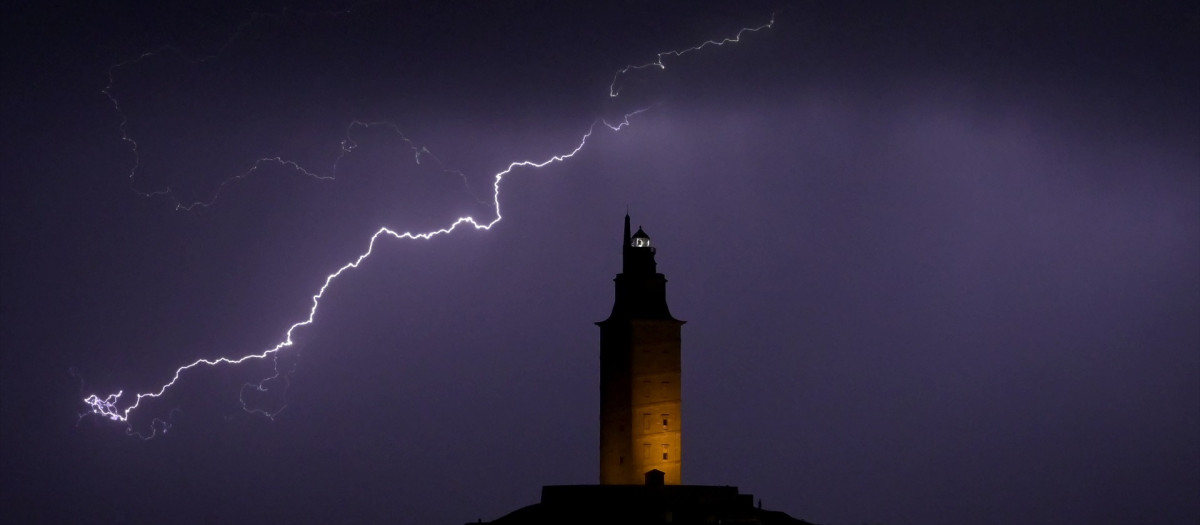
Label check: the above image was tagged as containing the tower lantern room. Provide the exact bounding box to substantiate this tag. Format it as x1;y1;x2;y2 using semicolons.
631;229;652;248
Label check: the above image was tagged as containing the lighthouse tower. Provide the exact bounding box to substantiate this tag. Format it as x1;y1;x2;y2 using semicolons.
597;214;685;485
477;214;808;523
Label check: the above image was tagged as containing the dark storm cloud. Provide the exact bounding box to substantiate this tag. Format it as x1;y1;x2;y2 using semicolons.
643;88;1198;523
2;2;1196;525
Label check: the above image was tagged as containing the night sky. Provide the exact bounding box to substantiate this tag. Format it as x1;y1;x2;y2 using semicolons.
2;2;1198;524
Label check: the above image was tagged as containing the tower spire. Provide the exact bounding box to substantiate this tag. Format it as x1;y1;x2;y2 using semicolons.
622;213;632;272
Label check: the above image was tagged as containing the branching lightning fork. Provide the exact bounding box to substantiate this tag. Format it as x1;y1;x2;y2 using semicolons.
83;9;776;438
102;4;360;208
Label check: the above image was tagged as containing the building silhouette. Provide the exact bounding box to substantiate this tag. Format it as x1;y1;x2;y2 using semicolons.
478;214;814;525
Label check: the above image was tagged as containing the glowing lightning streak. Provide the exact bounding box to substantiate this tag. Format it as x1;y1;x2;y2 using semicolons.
106;11;776;210
83;9;776;438
608;13;775;97
82;111;647;438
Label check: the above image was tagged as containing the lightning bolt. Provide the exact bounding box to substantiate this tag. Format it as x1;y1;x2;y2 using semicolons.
82;112;645;438
82;8;776;438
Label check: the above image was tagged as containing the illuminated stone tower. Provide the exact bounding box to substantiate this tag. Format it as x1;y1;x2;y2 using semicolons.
598;214;684;485
478;215;811;523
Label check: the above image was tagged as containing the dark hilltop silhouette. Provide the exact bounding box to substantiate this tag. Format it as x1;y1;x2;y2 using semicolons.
475;215;816;525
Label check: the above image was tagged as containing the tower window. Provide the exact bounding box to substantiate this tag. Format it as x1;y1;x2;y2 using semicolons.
632;237;651;248
662;444;669;460
661;414;669;430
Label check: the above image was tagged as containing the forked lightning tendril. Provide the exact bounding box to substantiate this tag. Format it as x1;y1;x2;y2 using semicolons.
608;13;775;97
82;9;775;438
